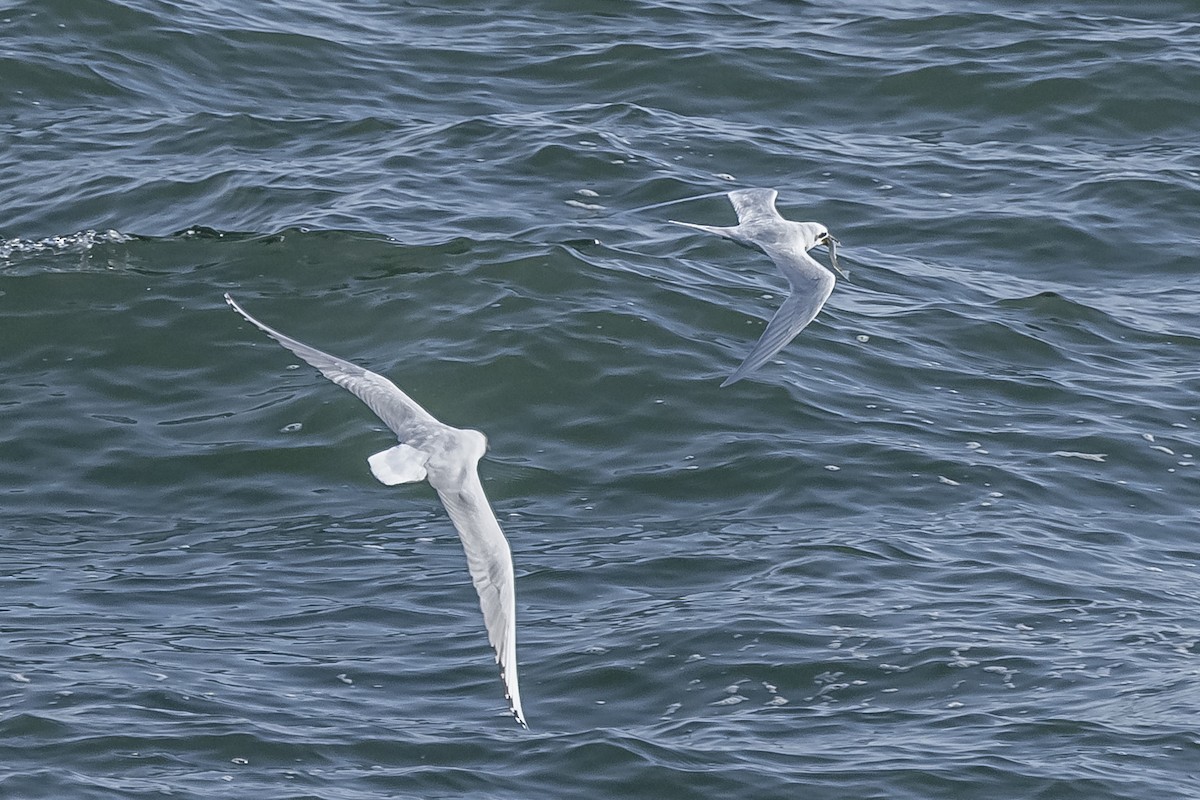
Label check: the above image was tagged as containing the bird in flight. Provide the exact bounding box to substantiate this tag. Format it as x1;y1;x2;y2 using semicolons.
225;294;527;728
672;188;844;386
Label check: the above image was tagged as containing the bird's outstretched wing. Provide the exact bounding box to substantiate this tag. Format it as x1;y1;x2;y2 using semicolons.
758;239;839;292
432;464;526;728
225;294;439;438
727;188;782;226
721;267;836;387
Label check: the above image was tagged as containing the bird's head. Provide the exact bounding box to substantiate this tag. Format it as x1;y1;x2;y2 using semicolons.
463;428;489;462
811;225;847;279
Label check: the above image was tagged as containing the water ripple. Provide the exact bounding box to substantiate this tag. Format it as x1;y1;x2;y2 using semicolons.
4;1;1200;798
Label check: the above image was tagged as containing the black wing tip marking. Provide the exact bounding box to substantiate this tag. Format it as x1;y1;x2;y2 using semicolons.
501;680;528;729
496;654;528;729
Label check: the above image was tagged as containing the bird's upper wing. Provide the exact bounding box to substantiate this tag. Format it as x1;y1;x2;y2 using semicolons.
225;294;440;439
727;188;782;226
431;461;526;728
721;262;835;387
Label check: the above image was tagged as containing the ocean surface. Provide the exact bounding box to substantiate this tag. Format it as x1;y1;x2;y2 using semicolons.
3;1;1199;797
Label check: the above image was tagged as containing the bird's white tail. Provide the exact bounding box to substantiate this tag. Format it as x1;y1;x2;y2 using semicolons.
669;219;739;240
368;444;429;485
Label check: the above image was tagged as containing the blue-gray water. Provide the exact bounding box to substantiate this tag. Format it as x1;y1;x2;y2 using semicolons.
3;2;1199;798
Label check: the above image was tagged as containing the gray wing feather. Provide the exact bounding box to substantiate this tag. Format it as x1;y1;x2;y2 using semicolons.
721;268;835;387
225;294;439;438
433;468;527;728
761;242;837;291
727;188;781;225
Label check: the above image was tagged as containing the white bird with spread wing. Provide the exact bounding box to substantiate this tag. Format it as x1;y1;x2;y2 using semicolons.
225;294;526;728
671;188;844;387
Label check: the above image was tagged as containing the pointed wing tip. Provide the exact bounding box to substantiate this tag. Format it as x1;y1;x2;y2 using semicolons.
224;292;251;320
723;352;773;386
224;294;276;338
502;681;528;729
492;634;527;729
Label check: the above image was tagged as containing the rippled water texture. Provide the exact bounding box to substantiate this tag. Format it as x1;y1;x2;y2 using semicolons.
3;2;1199;798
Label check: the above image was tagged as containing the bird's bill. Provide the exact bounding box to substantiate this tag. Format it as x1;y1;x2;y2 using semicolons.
826;235;849;279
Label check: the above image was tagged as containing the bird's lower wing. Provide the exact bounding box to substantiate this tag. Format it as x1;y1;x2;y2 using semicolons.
721;274;835;387
434;469;526;728
225;294;438;437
